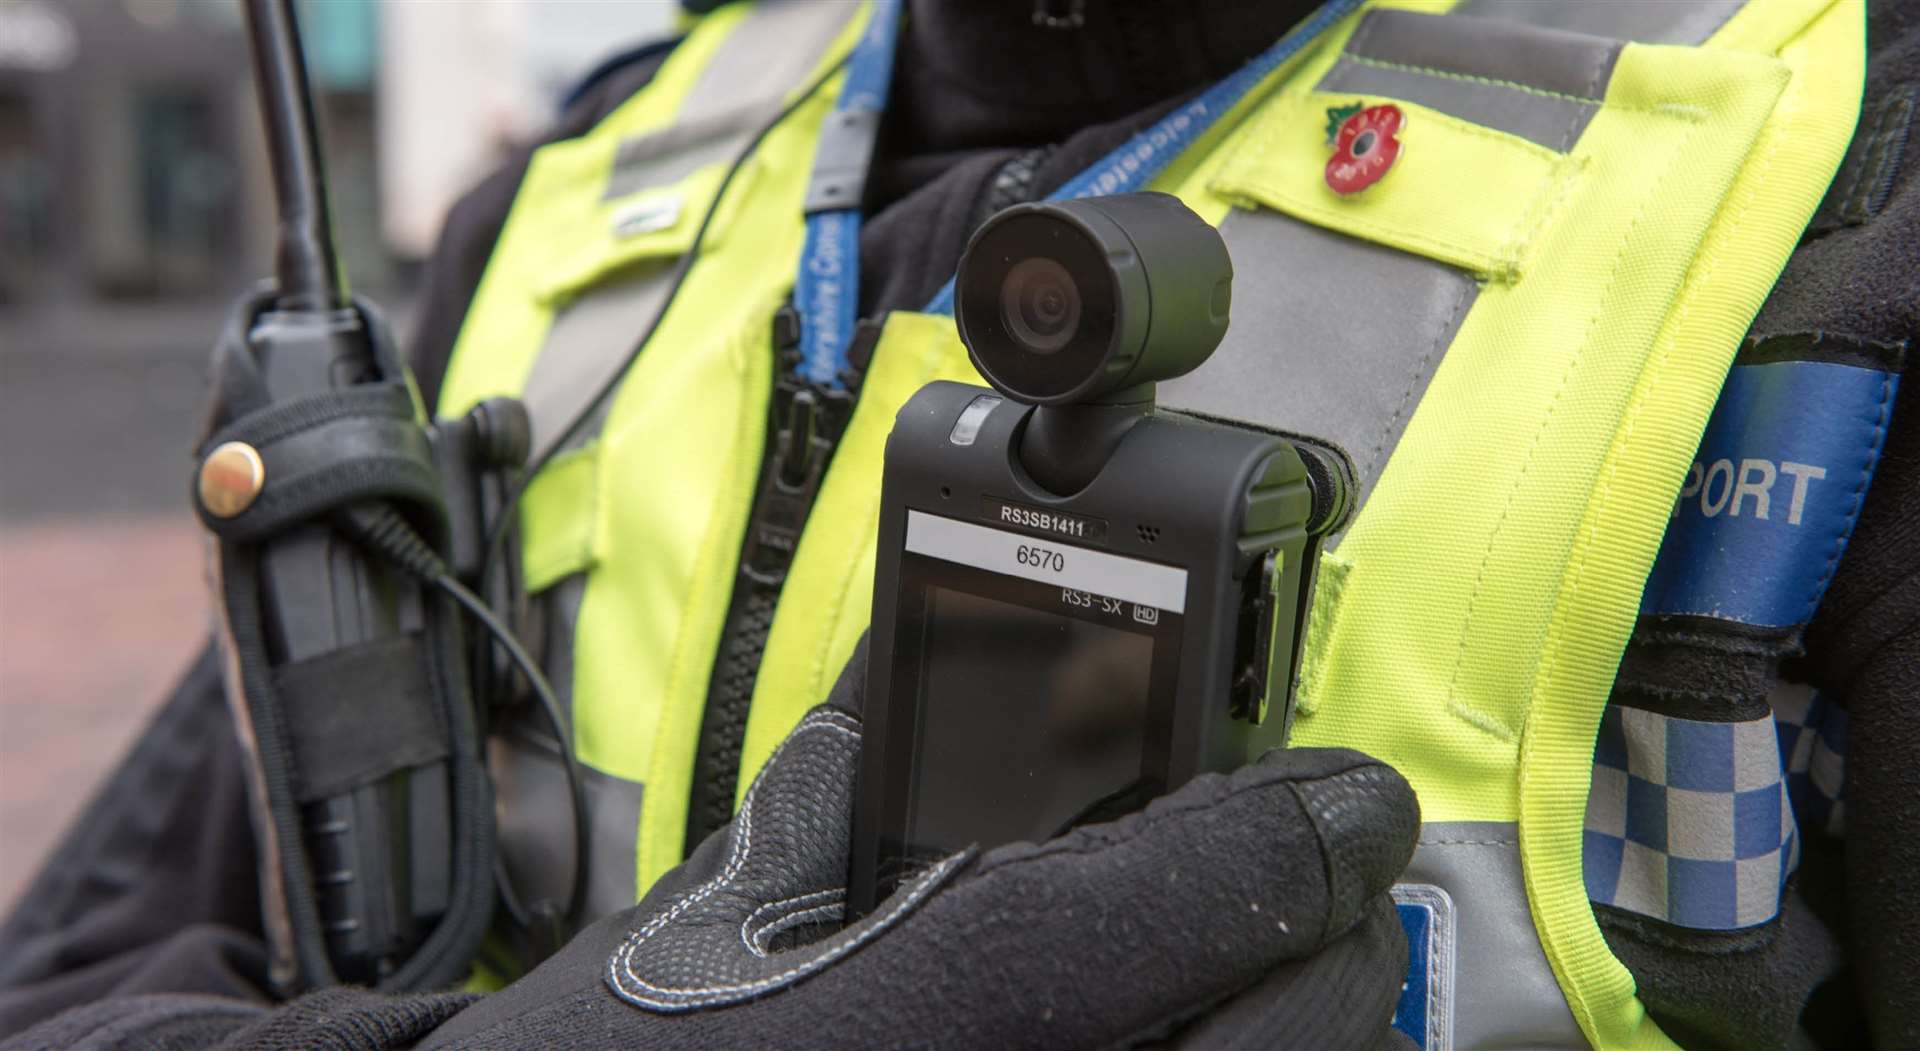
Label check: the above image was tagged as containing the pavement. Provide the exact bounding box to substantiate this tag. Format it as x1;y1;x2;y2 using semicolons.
0;516;208;913
0;296;403;914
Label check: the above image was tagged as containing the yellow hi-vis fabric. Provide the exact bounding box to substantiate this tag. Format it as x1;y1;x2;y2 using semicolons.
439;1;1863;1045
438;3;871;894
1244;5;1861;1046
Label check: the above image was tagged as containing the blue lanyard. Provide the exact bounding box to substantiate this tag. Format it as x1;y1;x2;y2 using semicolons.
793;0;904;388
793;0;1362;388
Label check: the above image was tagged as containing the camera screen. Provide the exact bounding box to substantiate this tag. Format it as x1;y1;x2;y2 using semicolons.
888;511;1186;862
911;586;1152;850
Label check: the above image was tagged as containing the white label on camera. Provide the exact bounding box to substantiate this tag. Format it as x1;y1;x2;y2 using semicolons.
905;510;1188;614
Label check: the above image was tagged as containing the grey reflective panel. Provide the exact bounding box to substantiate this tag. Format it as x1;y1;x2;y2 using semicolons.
605;112;778;203
1318;10;1622;151
1403;822;1587;1049
494;562;643;924
524;0;859;460
1158;209;1477;515
680;0;858;119
1455;0;1747;46
541;572;587;714
604;0;859;202
493;575;637;918
521;265;680;462
493;729;647;924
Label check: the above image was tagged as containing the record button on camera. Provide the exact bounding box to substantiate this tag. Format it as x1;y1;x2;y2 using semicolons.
948;394;1003;446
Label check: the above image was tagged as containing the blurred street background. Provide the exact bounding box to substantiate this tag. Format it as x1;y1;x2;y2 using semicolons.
0;0;678;912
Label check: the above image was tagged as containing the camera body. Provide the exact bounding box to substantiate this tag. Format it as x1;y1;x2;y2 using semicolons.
847;193;1350;916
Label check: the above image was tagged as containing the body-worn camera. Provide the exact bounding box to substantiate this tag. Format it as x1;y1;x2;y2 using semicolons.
848;192;1353;915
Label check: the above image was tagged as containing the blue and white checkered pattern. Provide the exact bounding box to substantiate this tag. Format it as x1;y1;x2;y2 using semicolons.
1771;682;1848;839
1584;706;1798;930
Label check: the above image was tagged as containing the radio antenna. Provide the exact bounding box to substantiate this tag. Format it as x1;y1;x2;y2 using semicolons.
243;0;348;312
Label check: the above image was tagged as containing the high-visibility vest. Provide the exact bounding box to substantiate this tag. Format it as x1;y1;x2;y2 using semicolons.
437;1;1866;1046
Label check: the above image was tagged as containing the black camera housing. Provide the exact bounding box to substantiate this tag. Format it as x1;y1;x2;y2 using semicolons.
847;194;1351;916
957;192;1232;408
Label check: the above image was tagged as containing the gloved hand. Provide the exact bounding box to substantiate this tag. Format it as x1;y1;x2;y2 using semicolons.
422;639;1421;1050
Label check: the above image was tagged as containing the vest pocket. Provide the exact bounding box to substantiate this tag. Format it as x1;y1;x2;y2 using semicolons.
1205;8;1700;283
534;155;762;307
1207;6;1796;753
1209;87;1581;284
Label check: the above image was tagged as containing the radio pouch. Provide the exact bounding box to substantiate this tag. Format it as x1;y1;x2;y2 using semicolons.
192;286;496;994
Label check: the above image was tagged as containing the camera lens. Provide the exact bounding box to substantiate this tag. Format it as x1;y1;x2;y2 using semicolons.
956;193;1232;406
1000;258;1082;355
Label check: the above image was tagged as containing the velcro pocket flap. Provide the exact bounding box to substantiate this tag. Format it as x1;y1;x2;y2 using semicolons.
1210;89;1579;283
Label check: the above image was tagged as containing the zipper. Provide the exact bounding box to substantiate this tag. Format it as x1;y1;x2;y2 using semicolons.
683;141;1056;853
684;306;873;852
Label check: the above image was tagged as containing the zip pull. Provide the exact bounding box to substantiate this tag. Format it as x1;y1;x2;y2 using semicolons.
737;312;881;586
740;376;847;586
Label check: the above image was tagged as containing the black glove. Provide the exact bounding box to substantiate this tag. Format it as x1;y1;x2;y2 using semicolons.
422;640;1421;1050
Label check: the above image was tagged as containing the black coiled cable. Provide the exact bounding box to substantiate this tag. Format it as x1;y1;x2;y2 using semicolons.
337;506;589;947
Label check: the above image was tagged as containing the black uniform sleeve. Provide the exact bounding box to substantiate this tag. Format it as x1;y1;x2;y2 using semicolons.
0;987;475;1051
1803;356;1920;1051
1758;6;1920;1047
1601;3;1920;1047
0;649;272;1036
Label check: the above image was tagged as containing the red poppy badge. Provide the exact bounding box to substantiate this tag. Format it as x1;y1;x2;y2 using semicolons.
1323;102;1404;196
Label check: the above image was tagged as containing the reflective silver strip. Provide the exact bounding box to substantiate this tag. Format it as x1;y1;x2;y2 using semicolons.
543;569;587;715
1165;2;1675;521
1453;0;1747;47
1317;10;1622;151
493;573;642;919
493;729;648;921
603;0;861;202
603;113;771;204
1402;822;1586;1049
520;0;859;462
495;573;645;917
905;510;1189;613
1160;211;1478;515
521;267;676;461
